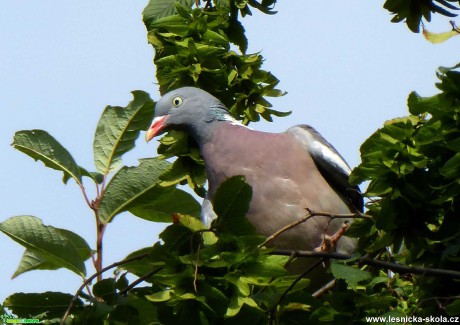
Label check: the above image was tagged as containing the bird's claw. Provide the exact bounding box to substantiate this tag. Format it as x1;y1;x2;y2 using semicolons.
314;222;349;253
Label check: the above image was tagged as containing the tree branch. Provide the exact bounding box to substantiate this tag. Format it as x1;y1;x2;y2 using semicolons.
271;249;460;279
61;252;150;324
119;267;163;296
259;209;372;248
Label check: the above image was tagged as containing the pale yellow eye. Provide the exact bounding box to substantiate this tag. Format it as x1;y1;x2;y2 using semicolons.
172;96;183;107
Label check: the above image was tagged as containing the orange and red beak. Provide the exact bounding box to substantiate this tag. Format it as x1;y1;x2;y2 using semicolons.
145;115;169;142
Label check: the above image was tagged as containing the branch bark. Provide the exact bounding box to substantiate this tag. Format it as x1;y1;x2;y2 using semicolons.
259;209;372;248
271;249;460;279
61;252;150;324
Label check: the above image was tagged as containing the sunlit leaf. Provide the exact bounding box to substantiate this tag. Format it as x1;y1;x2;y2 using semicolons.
93;91;154;175
98;158;171;224
143;0;194;27
423;26;460;44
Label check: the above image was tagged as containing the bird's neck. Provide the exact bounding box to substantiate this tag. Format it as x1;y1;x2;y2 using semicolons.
188;112;249;145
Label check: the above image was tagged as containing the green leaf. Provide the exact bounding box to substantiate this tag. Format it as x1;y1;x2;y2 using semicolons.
227;17;248;53
12;249;60;279
0;216;87;277
12;228;91;278
440;152;460;178
115;273;129;291
243;256;288;277
3;292;82;319
128;188;201;222
159;156;207;197
93;91;155;175
93;278;117;305
174;213;207;232
143;0;194;27
57;228;92;261
407;91;441;115
446;298;460;316
423;25;460;44
212;176;254;235
146;290;173;302
329;262;371;288
79;166;104;184
12;130;82;184
117;247;162;277
98;158;171;224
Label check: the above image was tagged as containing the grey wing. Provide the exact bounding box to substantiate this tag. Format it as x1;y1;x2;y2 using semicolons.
286;125;363;212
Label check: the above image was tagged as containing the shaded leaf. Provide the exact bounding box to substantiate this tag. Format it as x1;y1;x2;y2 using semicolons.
12;130;81;184
440;152;460;178
128;188;201;222
93;278;117;305
330;262;371;288
12;228;91;278
446;298;460;316
3;292;82;319
0;216;87;277
212;176;254;235
12;249;60;279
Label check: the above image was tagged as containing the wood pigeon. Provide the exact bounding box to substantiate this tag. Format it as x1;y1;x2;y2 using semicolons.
145;87;362;274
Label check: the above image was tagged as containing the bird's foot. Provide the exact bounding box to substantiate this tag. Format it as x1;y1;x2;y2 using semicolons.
314;222;349;253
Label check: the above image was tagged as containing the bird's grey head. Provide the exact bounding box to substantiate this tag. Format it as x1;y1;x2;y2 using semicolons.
145;87;229;142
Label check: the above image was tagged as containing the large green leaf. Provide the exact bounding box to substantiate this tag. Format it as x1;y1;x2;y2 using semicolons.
93;91;155;175
0;216;87;277
12;249;60;279
3;292;82;319
11;227;92;279
98;158;171;224
128;187;201;222
12;130;82;184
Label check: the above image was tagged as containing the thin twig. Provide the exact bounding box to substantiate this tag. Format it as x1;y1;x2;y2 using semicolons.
194;241;202;293
119;267;164;296
312;279;336;298
78;183;93;210
271;249;460;279
61;253;150;324
269;258;325;324
259;209;371;248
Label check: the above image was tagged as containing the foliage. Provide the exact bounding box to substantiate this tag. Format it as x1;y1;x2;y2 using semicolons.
2;0;460;324
383;0;460;32
347;63;460;317
423;20;460;43
144;0;288;196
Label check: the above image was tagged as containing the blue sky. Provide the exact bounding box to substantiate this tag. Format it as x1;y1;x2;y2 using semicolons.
1;1;458;304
